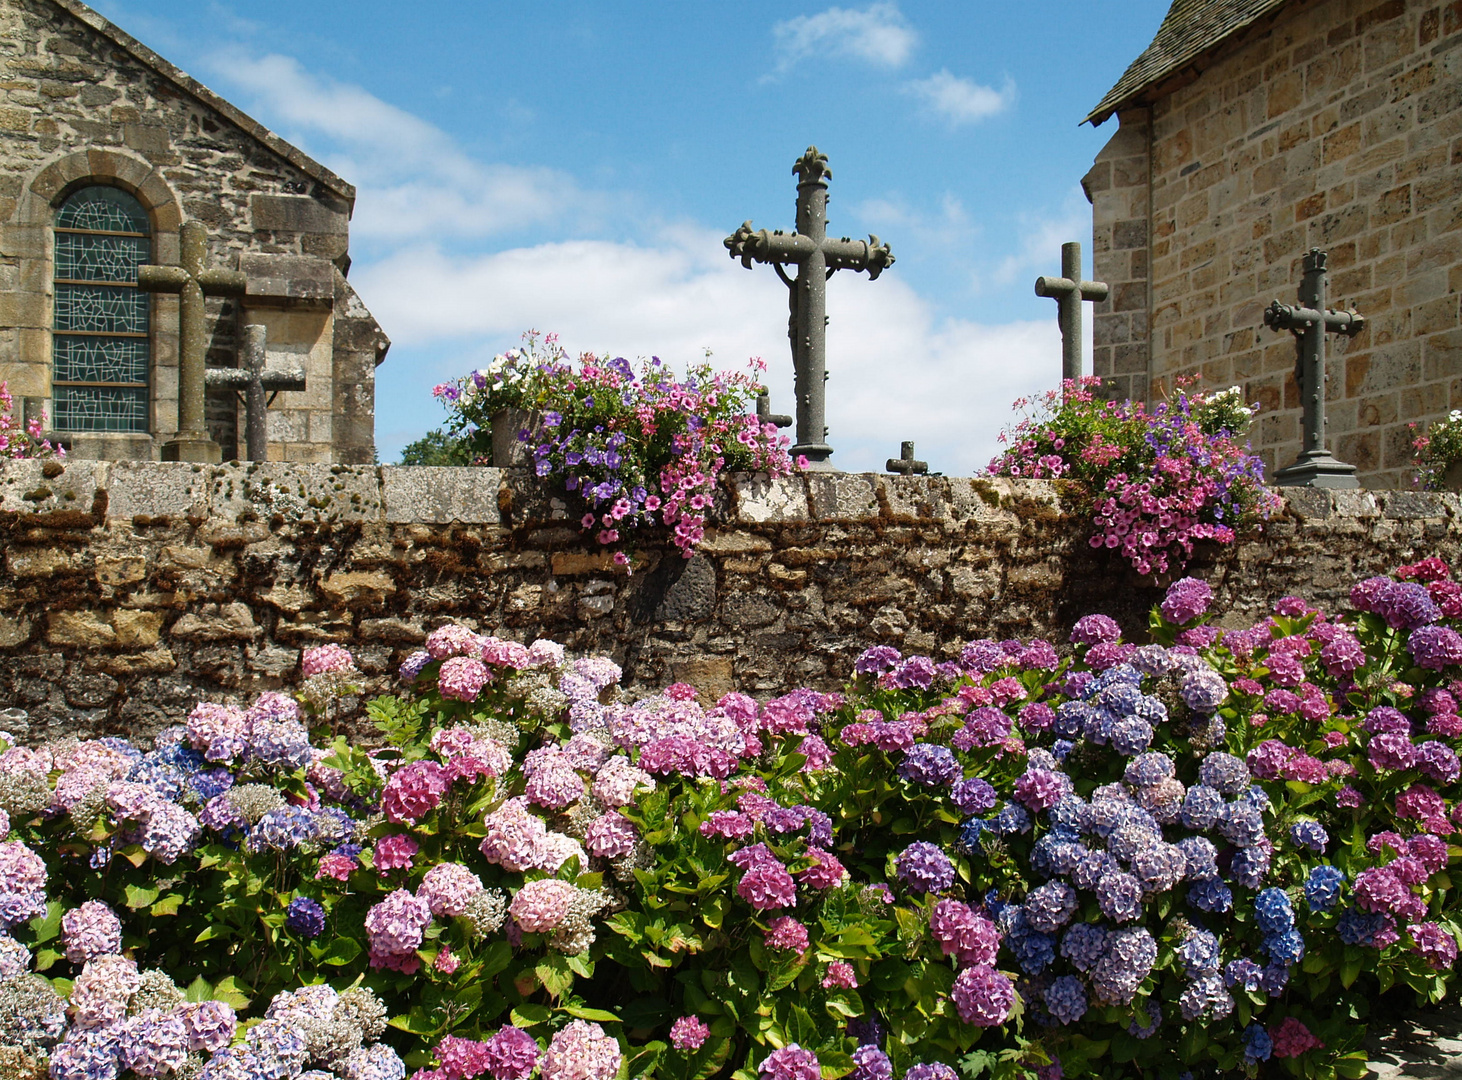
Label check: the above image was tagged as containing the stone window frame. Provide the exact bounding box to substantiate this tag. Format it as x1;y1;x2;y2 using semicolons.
21;150;181;459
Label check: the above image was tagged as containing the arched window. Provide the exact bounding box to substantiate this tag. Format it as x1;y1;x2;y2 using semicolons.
52;185;152;433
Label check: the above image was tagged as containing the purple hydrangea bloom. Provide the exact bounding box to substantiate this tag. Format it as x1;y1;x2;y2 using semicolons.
960;639;1007;673
905;1065;957;1080
1176;929;1220;976
1231;844;1271;889
890;656;936;690
897;744;961;787
1198;752;1250;795
1178;668;1228;713
1060;922;1109;972
1417;740;1462;785
1176;836;1218;879
849;1045;892;1080
894;842;955;894
951;778;998;814
1072;614;1122;645
1179;785;1224;831
1043;975;1088;1024
1375;581;1440;630
1216;802;1265;848
1111;716;1154;756
1188;877;1233;914
1161;578;1214;624
853;647;901;675
285;897;326;939
1089;927;1156;1006
1094;871;1143;923
1124;752;1175;787
1178;974;1233;1021
1024;881;1079;933
1409;625;1462;670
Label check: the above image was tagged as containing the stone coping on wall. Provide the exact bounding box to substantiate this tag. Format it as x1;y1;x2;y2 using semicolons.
2;459;1458;529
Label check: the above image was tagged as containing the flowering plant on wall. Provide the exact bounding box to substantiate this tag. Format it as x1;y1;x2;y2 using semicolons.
0;560;1461;1078
0;382;63;460
985;377;1279;576
1408;409;1462;490
431;333;795;562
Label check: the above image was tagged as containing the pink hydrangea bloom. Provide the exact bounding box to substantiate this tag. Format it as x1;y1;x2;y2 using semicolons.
384;760;450;823
584;812;638;858
541;1021;621;1080
669;1016;710;1051
439;656;492;702
418;862;484;917
1269;1017;1323;1058
62;900;121;963
374;834;419;871
483;1025;540;1080
364;889;432;957
509;879;578;933
821;961;858;989
301;644;355;677
764;916;809;952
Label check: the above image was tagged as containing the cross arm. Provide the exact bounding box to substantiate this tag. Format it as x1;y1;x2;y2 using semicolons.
821;235;895;280
204;368;252;390
197;269;248;297
259;368;307;392
1263;301;1365;337
1034;275;1109;303
725;222;814;268
136;265;190;293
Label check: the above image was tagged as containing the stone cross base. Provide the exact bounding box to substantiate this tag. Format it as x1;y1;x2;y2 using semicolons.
159;436;222;464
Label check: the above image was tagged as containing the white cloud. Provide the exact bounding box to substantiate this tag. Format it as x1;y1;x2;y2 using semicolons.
991;189;1093;287
204;50;594;242
771;2;917;73
903;70;1015;126
355;226;1066;475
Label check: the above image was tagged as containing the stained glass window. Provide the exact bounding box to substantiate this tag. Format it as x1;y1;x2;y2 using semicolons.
53;186;151;433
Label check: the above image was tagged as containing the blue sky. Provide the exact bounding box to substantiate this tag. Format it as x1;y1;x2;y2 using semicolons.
90;0;1170;473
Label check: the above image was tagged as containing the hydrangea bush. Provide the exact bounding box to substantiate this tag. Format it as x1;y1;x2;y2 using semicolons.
0;559;1460;1080
430;333;795;561
985;379;1280;575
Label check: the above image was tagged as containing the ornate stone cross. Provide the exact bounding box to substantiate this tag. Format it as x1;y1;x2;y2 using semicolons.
138;220;247;463
204;324;306;461
1034;241;1108;388
886;441;927;475
1263;247;1365;488
726;147;894;469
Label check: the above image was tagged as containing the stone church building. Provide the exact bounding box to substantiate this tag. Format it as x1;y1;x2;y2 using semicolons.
0;0;388;464
1084;0;1459;487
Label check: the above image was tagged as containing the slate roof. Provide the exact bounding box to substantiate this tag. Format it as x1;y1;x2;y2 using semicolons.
47;0;356;206
1085;0;1292;125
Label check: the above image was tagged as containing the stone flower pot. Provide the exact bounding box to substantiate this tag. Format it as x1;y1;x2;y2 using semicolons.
491;408;542;468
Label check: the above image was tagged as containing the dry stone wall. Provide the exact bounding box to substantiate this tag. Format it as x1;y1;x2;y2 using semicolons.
0;459;1458;745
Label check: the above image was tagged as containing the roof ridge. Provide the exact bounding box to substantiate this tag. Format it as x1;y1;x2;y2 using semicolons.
1085;0;1292;125
45;0;356;207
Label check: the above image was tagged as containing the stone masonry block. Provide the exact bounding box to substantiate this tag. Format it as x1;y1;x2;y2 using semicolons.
0;458;106;518
105;461;210;521
250;195;348;235
381;467;503;525
204;463;382;524
806;473;879;521
731;476;809;524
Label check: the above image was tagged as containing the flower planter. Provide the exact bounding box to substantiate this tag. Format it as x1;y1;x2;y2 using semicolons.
491;408;542;468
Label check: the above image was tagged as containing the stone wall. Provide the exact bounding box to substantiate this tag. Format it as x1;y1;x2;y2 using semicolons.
1;459;1458;744
0;0;388;464
1087;0;1462;487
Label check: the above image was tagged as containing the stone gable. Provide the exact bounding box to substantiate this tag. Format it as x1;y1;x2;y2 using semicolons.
0;0;388;464
1086;0;1461;487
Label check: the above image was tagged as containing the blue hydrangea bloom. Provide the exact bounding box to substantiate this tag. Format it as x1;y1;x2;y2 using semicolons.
1304;865;1346;912
1176;929;1221;977
958;817;991;851
1179;785;1224;831
993;803;1033;835
1242;1024;1273;1062
897;744;961;787
1043;975;1088;1024
1289;819;1329;853
1187;877;1233;914
1254;888;1295;936
1060;922;1109;972
1262;929;1305;966
285;897;325;939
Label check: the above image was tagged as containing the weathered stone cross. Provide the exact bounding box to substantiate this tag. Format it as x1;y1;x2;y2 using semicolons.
138;220;247;463
204;323;306;461
726;147;894;469
885;441;927;476
1263;247;1365;488
1034;241;1108;388
756;391;792;431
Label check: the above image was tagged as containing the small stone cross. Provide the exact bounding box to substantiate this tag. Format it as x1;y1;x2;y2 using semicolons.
138;220;247;463
1034;241;1108;388
756;391;792;430
726;147;894;469
885;441;927;475
1263;247;1365;488
205;324;306;461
